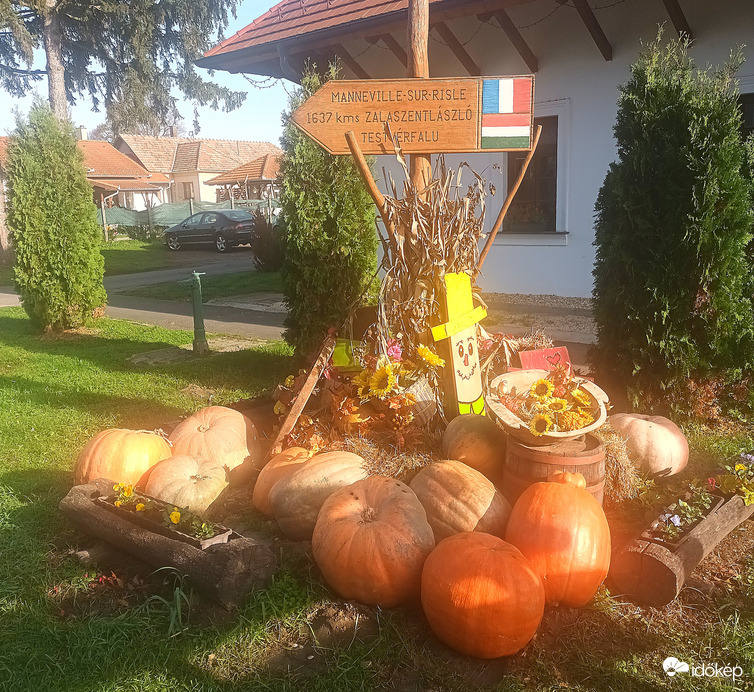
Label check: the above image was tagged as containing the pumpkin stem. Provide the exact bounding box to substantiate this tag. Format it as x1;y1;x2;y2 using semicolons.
550;471;587;489
360;507;378;524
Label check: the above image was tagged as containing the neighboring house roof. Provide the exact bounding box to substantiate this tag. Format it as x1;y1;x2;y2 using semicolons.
115;134;282;174
205;153;282;186
0;137;8;172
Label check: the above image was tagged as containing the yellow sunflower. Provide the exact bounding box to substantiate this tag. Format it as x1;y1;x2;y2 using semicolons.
570;387;591;408
369;364;397;399
530;378;554;400
416;345;445;369
548;397;569;413
529;413;553;436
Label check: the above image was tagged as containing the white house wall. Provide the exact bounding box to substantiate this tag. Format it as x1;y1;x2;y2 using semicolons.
359;0;754;297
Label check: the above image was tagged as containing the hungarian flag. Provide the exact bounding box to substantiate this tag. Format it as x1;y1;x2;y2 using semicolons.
481;77;533;150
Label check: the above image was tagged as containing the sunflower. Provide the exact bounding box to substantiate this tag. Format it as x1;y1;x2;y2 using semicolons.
570;387;591;408
416;345;445;369
369;364;397;399
548;397;569;413
352;369;371;397
529;413;553;436
529;378;554;400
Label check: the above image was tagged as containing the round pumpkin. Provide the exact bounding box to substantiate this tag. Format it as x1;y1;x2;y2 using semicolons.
442;414;506;487
269;451;367;540
409;459;512;542
144;455;228;515
313;475;435;607
505;472;611;607
74;428;172;487
252;447;312;516
169;406;261;485
421;532;545;658
608;413;688;477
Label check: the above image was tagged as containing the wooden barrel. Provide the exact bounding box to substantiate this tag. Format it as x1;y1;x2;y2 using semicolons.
503;433;605;506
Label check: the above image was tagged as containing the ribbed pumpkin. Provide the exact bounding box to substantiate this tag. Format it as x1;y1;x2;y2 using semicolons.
252;447;311;516
421;532;545;658
505;471;611;607
313;475;435;607
144;455;228;515
169;406;261;485
269;451;367;540
608;413;688;477
74;429;172;487
442;414;506;487
409;459;512;542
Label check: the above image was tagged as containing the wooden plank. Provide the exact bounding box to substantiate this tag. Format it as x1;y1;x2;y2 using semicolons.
408;0;432;192
661;0;693;39
335;43;371;79
571;0;612;61
432;22;481;76
290;75;535;156
493;10;538;73
380;33;408;68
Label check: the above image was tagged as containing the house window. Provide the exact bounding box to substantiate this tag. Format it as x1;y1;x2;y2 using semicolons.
739;93;754;140
503;116;557;233
183;181;195;200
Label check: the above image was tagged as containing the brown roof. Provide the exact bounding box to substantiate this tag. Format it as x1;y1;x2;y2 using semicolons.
205;153;282;186
116;134;282;174
91;178;169;193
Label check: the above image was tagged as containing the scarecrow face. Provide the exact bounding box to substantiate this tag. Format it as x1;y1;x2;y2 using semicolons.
452;327;482;403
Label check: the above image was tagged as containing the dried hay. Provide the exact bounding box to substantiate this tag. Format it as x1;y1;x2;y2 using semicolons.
595;422;642;505
343;432;440;484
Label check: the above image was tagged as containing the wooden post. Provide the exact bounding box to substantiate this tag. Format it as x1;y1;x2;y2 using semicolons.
100;193;109;242
407;0;432;193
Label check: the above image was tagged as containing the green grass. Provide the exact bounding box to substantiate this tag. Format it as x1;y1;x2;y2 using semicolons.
101;239;187;276
121;271;283;303
0;305;753;691
0;263;11;286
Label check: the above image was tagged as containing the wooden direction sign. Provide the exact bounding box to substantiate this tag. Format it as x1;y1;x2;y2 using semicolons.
292;75;534;155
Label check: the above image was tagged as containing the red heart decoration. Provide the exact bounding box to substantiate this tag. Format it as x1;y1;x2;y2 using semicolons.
546;352;561;366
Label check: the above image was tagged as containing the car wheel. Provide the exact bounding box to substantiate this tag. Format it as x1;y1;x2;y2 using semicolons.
214;234;229;253
166;234;181;251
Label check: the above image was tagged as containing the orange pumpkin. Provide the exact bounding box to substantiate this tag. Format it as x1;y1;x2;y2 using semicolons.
169;406;261;485
608;413;688;477
409;459;511;542
74;428;172;487
144;455;228;515
505;472;611;607
313;475;435;607
421;532;545;658
252;447;311;516
442;414;506;487
269;451;367;540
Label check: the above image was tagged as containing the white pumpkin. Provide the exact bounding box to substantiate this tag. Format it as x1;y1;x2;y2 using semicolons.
608;413;688;477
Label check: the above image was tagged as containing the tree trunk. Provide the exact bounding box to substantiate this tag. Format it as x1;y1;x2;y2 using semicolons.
407;0;431;193
43;0;68;120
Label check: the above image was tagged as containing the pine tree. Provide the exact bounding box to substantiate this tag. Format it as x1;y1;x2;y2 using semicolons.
8;104;107;331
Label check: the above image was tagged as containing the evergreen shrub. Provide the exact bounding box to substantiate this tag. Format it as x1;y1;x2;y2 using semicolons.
592;36;754;419
8;105;107;330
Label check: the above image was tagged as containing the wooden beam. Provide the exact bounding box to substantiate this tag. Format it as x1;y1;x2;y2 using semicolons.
408;0;431;193
432;22;481;76
335;43;371;79
661;0;693;39
492;9;538;73
572;0;612;61
380;33;408;68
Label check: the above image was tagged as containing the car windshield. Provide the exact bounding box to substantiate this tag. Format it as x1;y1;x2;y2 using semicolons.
223;210;254;221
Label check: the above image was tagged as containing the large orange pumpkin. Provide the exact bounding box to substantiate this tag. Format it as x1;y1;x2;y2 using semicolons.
169;406;261;485
421;532;545;658
313;475;435;607
74;429;172;487
409;459;512;542
505;471;611;607
144;455;228;515
608;413;688;477
268;451;367;540
252;447;311;516
442;414;506;487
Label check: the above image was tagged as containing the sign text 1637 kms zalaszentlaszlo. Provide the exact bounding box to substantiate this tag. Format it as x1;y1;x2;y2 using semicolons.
291;76;534;155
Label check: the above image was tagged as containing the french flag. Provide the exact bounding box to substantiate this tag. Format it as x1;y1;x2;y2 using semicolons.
481;77;533;149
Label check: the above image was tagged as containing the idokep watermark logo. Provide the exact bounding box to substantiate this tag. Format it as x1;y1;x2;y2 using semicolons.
663;656;744;682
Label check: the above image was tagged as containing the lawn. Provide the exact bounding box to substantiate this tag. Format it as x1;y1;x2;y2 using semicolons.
0;306;752;691
121;270;284;302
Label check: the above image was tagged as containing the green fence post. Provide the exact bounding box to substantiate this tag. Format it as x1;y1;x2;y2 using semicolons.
179;272;209;354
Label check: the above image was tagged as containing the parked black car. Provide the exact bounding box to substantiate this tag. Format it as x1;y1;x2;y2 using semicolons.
163;209;256;252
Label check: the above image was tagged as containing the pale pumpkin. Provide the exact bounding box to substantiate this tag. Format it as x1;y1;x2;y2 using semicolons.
409;459;512;542
144;455;228;515
252;447;311;516
169;406;261;485
442;414;506;487
505;471;611;607
421;532;545;658
74;428;172;487
269;451;367;540
608;413;688;477
313;475;435;607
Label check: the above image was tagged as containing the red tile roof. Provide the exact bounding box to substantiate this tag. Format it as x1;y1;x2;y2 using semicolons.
205;154;282;185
